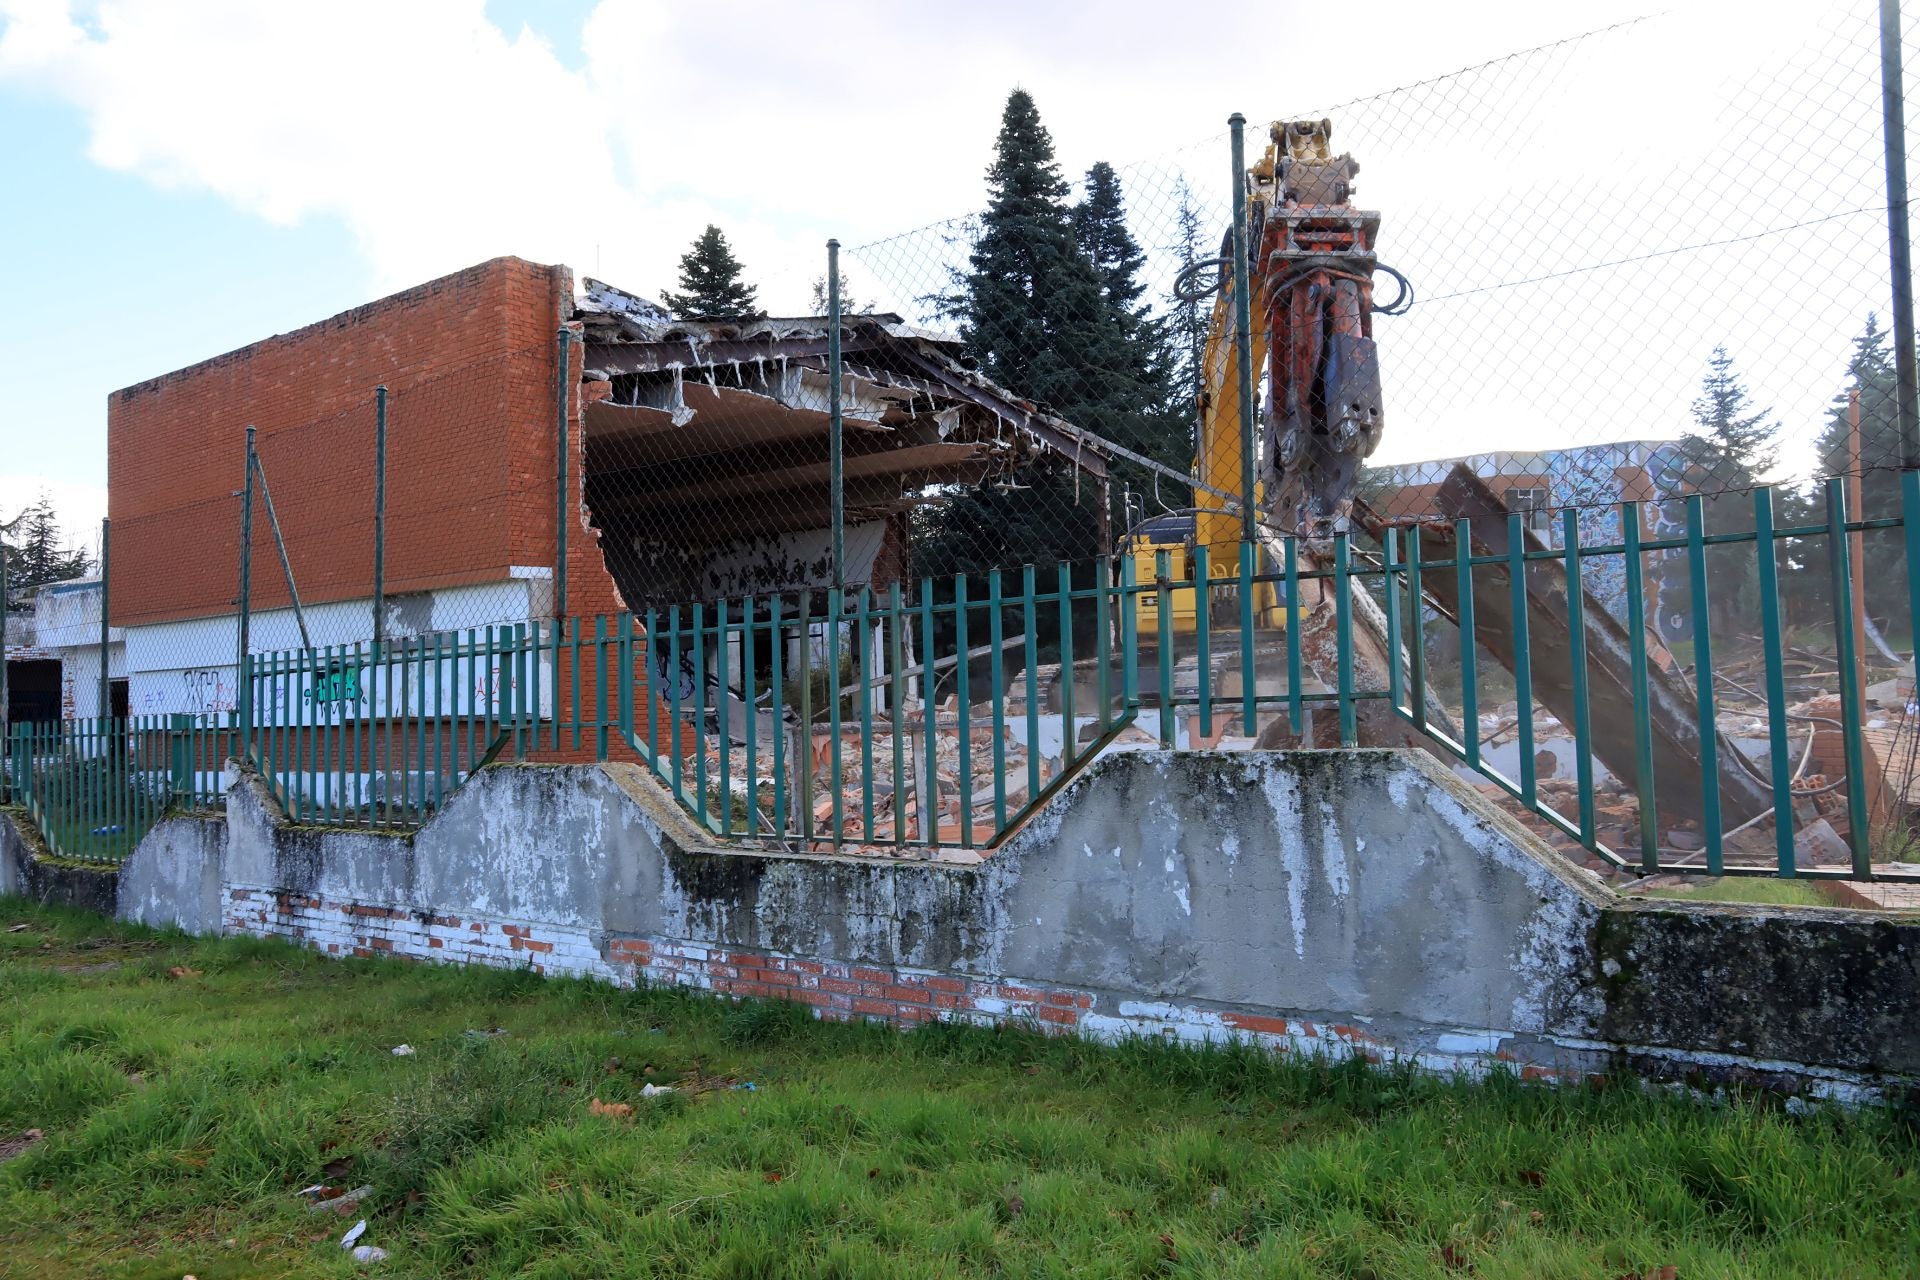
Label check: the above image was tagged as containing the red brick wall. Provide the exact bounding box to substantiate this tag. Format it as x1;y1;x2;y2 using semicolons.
108;256;579;627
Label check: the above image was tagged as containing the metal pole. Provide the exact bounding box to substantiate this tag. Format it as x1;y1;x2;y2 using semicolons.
372;385;387;658
555;328;572;621
827;239;846;591
98;518;110;719
251;450;311;650
1;530;8;798
237;426;256;754
1883;0;1920;469
1229;113;1258;545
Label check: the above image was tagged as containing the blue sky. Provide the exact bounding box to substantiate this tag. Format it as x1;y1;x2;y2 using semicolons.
0;0;1879;557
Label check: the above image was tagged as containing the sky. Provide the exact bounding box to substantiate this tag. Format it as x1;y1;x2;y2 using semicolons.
0;0;1901;560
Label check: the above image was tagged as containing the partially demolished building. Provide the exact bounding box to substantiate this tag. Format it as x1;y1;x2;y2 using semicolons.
105;256;1106;748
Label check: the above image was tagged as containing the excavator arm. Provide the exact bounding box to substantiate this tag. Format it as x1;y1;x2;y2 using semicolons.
1194;118;1394;551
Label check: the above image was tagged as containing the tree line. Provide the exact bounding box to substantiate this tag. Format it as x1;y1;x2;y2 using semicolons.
656;89;1201;578
2;495;93;598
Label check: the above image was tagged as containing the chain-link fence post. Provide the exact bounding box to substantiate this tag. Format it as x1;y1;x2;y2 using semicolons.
372;385;387;658
236;425;255;758
97;516;109;719
1228;113;1257;545
1881;0;1920;469
555;327;572;621
828;238;846;590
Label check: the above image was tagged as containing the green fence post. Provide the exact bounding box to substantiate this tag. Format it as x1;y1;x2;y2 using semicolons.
1621;505;1659;872
1563;510;1597;850
1193;544;1213;737
888;585;907;851
769;595;786;839
715;598;731;839
1753;489;1797;877
1057;563;1076;769
1507;515;1537;809
1156;549;1175;745
1023;564;1041;804
1407;525;1427;735
955;573;972;849
1825;477;1873;878
826;588;842;847
1240;540;1258;739
1335;533;1356;747
1452;521;1476;766
988;571;1006;834
744;597;759;835
1683;498;1720;872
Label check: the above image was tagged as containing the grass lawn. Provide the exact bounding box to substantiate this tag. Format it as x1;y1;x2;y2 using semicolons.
1;900;1915;1279
1629;879;1836;908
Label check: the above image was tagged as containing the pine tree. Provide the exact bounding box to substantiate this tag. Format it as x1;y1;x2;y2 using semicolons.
918;89;1116;577
660;225;762;319
1676;346;1778;629
2;494;92;594
1684;344;1779;487
809;270;860;315
1786;314;1907;628
1164;178;1209;424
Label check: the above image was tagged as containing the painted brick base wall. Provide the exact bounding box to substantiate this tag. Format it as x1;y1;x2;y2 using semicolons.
218;885;1584;1085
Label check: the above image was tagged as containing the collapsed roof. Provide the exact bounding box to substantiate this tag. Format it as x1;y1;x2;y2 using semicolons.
574;279;1110;552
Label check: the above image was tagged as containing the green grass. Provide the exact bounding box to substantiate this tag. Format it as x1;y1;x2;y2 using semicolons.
1;900;1915;1279
1632;878;1836;908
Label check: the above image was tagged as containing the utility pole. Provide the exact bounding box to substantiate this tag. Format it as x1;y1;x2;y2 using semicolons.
1881;0;1920;468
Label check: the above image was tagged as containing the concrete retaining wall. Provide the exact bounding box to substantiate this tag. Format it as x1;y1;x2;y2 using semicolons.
6;751;1915;1100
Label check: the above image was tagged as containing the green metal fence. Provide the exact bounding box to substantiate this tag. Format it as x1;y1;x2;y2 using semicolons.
9;716;232;864
13;476;1919;882
239;627;540;827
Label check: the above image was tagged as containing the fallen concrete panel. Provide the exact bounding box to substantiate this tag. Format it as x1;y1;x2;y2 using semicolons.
1413;466;1771;827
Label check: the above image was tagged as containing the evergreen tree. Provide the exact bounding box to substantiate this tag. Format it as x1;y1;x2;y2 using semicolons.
2;495;92;595
1684;344;1779;487
1676;346;1779;630
660;225;762;319
919;92;1182;577
1164;178;1209;426
917;89;1115;577
809;270;860;315
1787;314;1906;628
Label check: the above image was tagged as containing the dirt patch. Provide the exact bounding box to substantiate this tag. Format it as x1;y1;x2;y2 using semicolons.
0;1130;45;1163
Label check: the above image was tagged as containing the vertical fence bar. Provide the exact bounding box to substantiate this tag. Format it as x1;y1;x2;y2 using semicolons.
1120;555;1139;715
1383;529;1404;711
1282;537;1301;737
1239;541;1258;739
1683;497;1720;872
920;579;936;842
858;588;876;840
569;617;582;753
744;597;759;836
1407;526;1427;735
1753;488;1797;877
1563;510;1596;849
888;585;907;850
955;574;973;849
1156;549;1175;745
988;571;1006;833
1826;477;1873;878
1057;563;1076;770
593;617;609;761
1023;565;1041;804
1506;515;1537;809
716;598;731;839
638;610;653;768
1094;558;1113;733
1335;533;1357;747
692;604;709;828
668;608;684;802
1622;505;1660;873
826;589;842;846
1193;545;1213;738
1452;521;1476;766
768;596;786;839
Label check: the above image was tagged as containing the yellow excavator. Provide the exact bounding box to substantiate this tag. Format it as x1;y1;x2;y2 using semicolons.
1127;118;1401;636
